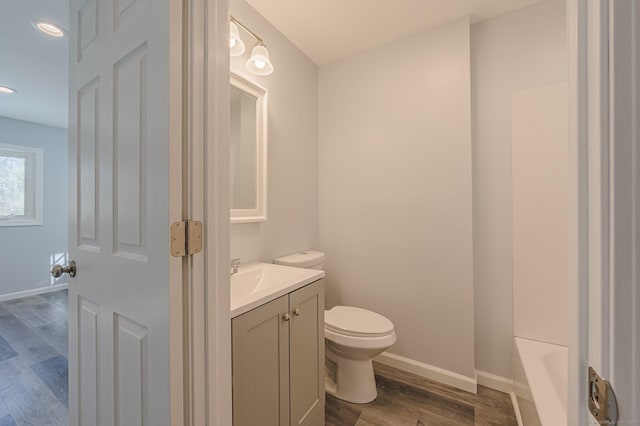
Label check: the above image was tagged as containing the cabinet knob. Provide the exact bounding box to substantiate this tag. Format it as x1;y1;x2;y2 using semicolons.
282;313;290;322
293;308;300;316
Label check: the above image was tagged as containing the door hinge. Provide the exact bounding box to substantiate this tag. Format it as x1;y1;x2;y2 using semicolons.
170;220;203;257
589;366;618;425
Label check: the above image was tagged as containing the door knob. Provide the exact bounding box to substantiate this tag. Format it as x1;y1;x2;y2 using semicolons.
293;308;300;316
282;313;290;322
51;260;77;278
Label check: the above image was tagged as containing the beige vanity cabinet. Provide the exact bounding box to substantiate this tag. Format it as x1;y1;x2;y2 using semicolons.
232;279;325;426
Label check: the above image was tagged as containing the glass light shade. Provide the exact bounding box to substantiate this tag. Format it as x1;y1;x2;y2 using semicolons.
246;45;273;76
229;22;245;56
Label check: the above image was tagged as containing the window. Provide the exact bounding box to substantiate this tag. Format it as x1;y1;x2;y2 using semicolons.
0;143;43;226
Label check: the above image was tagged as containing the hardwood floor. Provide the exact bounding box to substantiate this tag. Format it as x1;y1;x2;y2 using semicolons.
0;290;68;426
0;289;517;425
326;362;518;426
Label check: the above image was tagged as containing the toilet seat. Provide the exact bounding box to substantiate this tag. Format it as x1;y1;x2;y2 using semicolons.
325;306;394;338
324;305;397;403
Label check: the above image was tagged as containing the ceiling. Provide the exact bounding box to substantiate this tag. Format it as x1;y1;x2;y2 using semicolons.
246;0;551;65
0;0;551;129
0;0;69;129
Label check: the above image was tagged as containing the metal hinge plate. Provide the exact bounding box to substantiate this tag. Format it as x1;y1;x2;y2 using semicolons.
170;220;203;257
589;366;618;424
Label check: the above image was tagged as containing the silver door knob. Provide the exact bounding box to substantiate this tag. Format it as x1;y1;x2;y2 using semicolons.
51;260;77;278
282;313;290;322
293;308;300;316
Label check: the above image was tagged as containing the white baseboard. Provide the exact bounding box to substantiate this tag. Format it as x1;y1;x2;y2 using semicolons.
511;391;524;426
375;351;478;394
476;369;514;394
0;283;68;302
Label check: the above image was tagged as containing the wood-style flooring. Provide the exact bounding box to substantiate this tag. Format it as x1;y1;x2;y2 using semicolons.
326;362;518;426
0;290;68;426
0;290;517;426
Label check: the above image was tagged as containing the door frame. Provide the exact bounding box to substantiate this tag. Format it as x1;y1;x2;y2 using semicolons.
567;0;591;424
182;0;233;424
203;0;233;421
605;0;640;420
568;0;640;424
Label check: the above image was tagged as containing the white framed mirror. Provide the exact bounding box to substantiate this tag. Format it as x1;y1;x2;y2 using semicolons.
230;72;267;223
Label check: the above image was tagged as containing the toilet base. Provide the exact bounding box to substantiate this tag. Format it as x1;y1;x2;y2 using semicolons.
325;352;378;404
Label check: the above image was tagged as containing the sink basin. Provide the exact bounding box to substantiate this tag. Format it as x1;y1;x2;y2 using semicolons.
231;262;325;318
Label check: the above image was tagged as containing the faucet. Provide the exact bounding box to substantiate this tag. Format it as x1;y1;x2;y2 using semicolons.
230;258;241;275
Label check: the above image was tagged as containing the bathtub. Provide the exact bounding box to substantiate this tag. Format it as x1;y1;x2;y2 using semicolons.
512;337;568;425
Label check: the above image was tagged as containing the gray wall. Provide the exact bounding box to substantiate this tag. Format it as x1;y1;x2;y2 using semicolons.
319;18;476;379
471;0;567;379
229;0;319;264
0;116;68;296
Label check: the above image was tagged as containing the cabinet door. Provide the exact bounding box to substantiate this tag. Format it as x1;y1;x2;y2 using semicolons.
232;295;290;426
289;279;325;426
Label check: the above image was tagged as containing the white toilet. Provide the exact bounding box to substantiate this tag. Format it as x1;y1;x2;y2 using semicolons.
274;251;397;404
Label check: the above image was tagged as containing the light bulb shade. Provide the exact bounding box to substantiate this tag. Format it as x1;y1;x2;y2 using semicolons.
230;22;245;56
246;45;273;76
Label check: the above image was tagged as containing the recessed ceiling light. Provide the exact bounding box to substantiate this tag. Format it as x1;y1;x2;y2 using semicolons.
0;86;17;94
32;20;66;38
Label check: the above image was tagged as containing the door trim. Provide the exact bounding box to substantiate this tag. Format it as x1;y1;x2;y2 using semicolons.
567;0;589;424
608;1;640;420
570;0;640;423
205;0;233;422
182;0;232;423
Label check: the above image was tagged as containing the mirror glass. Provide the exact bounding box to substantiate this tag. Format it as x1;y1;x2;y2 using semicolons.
230;86;257;209
230;73;267;223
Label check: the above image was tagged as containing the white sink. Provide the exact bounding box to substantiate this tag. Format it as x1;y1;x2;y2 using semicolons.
230;262;325;318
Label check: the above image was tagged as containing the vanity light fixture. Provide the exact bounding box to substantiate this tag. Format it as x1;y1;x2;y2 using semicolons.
230;16;274;76
0;85;17;94
32;20;67;38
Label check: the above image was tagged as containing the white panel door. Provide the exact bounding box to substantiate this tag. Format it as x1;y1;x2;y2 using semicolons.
67;0;180;424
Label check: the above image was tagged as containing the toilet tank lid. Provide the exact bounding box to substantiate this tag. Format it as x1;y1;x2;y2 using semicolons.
274;250;325;268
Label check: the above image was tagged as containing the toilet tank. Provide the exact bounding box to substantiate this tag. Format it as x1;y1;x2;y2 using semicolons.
274;250;325;270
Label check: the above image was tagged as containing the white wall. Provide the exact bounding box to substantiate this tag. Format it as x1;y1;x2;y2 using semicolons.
319;18;476;379
471;0;566;379
229;0;319;264
512;83;568;346
0;116;68;296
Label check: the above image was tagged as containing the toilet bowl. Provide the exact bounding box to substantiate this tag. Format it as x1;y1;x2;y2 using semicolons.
324;306;396;403
273;251;397;404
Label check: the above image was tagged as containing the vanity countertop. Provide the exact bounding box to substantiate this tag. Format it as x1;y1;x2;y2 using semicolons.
230;262;325;318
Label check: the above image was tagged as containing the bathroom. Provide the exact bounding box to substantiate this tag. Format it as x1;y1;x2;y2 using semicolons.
228;0;568;424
